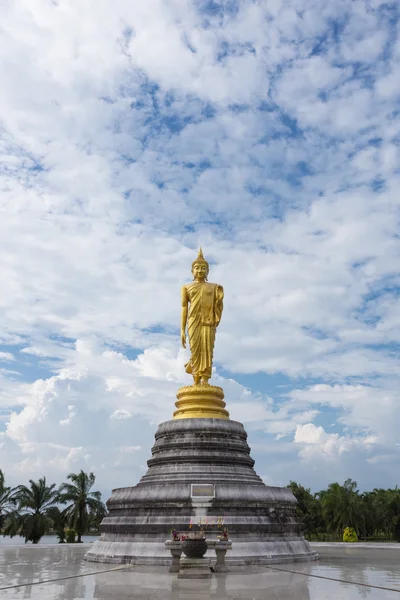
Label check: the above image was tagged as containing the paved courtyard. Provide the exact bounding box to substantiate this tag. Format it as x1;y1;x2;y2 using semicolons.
0;543;400;599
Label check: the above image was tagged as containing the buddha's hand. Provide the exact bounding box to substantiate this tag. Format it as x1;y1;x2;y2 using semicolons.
181;331;186;349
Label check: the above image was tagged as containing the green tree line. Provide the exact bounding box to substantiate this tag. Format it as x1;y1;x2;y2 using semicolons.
0;469;107;544
289;479;400;541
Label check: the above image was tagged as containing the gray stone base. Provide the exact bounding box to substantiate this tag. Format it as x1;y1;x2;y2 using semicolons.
85;418;317;566
85;538;316;565
178;557;212;579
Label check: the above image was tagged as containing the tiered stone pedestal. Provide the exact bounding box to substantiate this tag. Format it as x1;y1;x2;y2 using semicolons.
85;418;317;565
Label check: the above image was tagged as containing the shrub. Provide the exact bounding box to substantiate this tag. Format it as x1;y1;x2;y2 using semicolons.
65;528;77;543
343;527;358;543
57;528;66;543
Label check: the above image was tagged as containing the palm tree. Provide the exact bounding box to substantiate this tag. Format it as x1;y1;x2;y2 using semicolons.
0;469;18;532
320;479;364;538
57;471;106;543
5;477;59;543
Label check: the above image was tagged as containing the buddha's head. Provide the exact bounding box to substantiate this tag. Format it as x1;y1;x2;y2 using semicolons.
192;248;209;281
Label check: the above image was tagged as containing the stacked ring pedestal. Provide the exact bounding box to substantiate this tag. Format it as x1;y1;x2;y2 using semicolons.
85;414;317;566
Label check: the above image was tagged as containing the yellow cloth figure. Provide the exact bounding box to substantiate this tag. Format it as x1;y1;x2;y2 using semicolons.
181;249;224;385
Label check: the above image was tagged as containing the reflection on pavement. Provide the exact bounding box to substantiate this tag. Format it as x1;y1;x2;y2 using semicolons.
1;545;400;599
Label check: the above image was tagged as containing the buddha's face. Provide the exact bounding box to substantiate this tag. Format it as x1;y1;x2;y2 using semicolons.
192;262;209;281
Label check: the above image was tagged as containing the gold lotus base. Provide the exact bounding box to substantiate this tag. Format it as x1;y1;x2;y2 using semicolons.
173;385;229;420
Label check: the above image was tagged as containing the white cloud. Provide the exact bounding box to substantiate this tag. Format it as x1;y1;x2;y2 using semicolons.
2;341;295;493
282;383;400;486
289;383;400;443
59;405;77;426
110;409;133;420
294;423;377;461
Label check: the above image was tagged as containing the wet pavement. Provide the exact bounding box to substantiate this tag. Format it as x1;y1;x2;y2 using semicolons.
0;543;400;599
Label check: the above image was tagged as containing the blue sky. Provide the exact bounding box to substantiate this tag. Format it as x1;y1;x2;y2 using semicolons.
1;0;400;498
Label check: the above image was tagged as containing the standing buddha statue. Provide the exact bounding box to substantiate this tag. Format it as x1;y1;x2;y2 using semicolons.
180;248;224;386
174;249;229;420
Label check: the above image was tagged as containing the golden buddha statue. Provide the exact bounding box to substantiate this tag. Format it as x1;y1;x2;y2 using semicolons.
173;248;229;420
180;248;224;386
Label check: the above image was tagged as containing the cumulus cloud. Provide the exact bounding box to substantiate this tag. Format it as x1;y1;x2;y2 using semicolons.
294;423;377;461
4;340;316;494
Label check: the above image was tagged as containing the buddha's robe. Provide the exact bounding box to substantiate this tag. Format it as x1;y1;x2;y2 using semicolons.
182;281;224;380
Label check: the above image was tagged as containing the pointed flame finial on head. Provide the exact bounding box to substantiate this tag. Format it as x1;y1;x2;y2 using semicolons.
191;247;209;271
